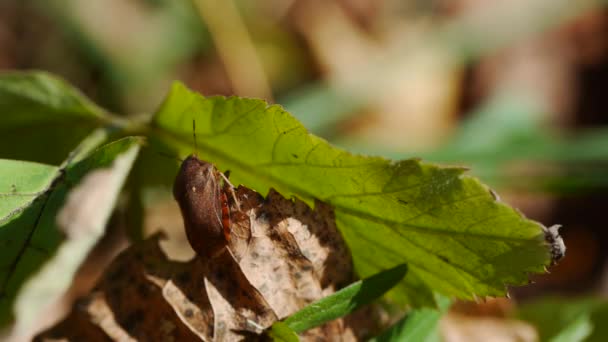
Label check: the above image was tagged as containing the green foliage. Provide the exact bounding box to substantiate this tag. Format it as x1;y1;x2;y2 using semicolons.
281;264;407;334
0;161;58;220
0;71;111;164
0;71;556;334
152;82;551;305
0;71;107;122
268;322;300;342
0;133;140;330
369;295;451;342
517;297;608;342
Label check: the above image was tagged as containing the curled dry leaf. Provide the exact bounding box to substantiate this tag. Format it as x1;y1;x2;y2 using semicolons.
37;159;373;341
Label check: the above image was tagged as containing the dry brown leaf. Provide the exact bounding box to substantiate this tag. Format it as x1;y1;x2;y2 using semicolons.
37;181;366;341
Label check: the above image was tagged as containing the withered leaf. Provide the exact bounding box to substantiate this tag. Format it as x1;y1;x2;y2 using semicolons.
38;181;372;341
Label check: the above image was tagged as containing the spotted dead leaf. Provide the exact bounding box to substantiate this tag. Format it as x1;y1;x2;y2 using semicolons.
37;180;373;341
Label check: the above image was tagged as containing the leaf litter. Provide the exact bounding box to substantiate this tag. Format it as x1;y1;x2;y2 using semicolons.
38;159;376;341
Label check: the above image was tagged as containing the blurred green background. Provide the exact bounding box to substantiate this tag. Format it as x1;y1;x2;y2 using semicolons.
2;0;608;338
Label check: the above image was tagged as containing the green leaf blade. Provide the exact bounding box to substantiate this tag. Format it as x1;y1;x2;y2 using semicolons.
0;71;112;164
0;160;58;220
370;296;450;342
152;82;552;305
0;71;107;124
268;322;300;342
283;264;407;334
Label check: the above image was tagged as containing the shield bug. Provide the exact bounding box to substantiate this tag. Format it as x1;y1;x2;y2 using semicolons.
173;155;234;258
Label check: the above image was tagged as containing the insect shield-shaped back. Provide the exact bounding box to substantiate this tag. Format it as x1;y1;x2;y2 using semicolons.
173;155;227;258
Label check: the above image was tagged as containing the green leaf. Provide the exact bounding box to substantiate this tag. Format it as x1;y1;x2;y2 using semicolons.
0;161;58;221
517;297;608;342
282;264;407;334
0;134;141;334
151;82;551;306
369;295;451;342
0;71;112;164
267;322;300;342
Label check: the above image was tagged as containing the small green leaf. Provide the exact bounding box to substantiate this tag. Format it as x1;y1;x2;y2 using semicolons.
0;161;58;221
151;83;552;306
369;295;451;342
517;297;608;342
0;134;141;333
550;315;593;342
267;322;300;342
282;264;407;333
0;71;112;164
0;71;107;123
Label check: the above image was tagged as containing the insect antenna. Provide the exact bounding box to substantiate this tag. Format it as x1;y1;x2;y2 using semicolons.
192;120;198;156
